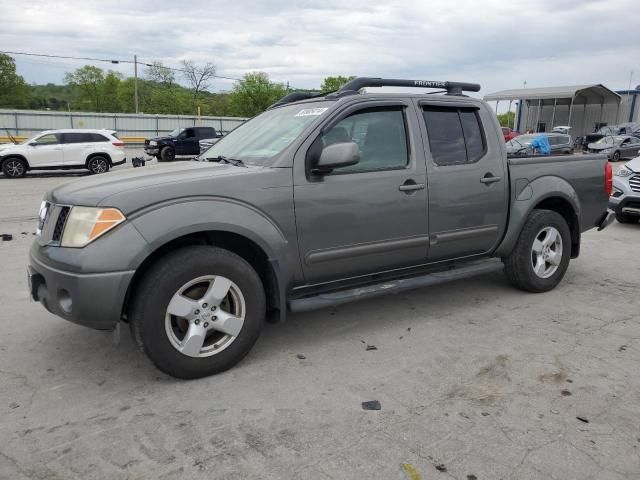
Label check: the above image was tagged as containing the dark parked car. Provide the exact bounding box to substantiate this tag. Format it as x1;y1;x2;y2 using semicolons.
28;77;613;379
144;127;219;161
587;135;640;161
505;133;573;155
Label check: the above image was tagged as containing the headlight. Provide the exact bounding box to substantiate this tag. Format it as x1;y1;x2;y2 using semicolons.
61;206;126;247
149;140;157;146
615;166;634;177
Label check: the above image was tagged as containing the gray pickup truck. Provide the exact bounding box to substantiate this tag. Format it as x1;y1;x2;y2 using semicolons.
28;77;614;379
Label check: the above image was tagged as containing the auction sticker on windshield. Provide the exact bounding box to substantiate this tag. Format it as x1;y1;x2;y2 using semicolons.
295;108;328;117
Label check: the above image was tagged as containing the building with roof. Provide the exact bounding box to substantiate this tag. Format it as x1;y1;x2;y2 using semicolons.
484;84;640;138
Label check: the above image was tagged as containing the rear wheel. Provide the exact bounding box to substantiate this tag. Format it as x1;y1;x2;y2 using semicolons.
159;147;175;162
87;156;110;174
2;158;27;178
504;209;571;292
129;246;265;379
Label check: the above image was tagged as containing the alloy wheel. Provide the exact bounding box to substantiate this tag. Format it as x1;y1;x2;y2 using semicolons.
164;275;246;358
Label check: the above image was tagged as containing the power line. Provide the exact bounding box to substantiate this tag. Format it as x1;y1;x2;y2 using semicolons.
0;49;241;81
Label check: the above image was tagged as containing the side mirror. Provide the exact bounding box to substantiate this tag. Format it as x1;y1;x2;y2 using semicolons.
312;142;360;175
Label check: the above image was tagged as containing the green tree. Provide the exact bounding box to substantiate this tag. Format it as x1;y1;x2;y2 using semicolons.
320;75;356;93
64;65;106;111
497;111;516;128
0;54;32;108
228;72;287;117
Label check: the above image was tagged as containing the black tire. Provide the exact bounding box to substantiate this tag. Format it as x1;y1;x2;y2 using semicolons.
2;157;27;178
616;213;637;224
87;155;110;174
159;147;175;162
504;209;571;293
129;246;266;379
612;151;620;162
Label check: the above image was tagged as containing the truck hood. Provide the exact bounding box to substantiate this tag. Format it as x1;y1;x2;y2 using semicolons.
148;135;174;142
48;161;285;213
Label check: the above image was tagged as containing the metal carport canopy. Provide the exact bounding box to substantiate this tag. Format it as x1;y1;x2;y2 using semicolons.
484;85;621;104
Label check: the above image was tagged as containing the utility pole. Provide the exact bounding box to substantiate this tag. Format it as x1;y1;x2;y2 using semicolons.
134;55;139;114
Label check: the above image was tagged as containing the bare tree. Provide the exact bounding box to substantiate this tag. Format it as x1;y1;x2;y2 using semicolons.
145;61;175;87
181;60;216;102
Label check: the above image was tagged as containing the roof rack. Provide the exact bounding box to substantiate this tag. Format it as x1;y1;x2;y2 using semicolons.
269;77;481;109
268;91;325;109
333;77;481;97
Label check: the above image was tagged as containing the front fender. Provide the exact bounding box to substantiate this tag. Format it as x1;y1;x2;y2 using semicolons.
129;198;290;265
494;175;581;258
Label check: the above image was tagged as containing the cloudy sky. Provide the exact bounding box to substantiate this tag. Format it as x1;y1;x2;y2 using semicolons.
1;0;639;97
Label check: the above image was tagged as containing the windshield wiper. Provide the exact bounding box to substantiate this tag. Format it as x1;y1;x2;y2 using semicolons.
206;155;247;167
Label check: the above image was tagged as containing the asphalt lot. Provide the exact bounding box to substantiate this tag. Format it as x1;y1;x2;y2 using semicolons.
1;154;639;480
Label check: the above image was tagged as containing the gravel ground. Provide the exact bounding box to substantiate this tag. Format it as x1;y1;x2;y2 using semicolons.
0;156;639;480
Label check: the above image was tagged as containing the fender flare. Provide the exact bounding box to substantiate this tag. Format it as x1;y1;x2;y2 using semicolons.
494;175;581;258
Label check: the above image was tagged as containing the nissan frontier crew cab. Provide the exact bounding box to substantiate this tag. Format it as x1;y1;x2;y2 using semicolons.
28;77;615;379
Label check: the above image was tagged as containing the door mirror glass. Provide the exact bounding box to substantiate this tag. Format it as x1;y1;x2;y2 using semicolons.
313;142;360;174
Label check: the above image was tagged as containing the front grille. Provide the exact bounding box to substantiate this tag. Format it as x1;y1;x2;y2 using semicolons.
38;204;71;245
52;206;70;242
629;174;640;193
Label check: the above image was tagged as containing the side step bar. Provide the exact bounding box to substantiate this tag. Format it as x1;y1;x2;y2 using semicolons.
289;258;504;313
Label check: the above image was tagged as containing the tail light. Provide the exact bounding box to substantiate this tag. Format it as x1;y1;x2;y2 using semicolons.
605;162;613;196
112;142;125;148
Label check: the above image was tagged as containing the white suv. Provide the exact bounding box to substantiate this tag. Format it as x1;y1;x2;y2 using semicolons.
0;129;126;178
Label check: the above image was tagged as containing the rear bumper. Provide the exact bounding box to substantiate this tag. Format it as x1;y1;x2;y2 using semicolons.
112;158;126;167
28;253;134;330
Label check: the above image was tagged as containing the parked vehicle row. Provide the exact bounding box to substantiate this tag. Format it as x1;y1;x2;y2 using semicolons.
0;129;126;178
28;76;614;379
505;133;574;156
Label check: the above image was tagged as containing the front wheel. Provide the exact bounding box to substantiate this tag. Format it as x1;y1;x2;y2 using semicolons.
87;156;110;174
504;209;571;293
129;246;265;379
611;151;620;162
2;158;27;178
159;147;175;162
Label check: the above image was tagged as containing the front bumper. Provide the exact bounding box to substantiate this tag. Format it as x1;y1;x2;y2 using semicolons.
144;147;159;156
609;195;640;217
28;252;134;331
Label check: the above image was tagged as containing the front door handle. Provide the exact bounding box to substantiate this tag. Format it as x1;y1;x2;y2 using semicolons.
399;181;426;192
480;173;502;184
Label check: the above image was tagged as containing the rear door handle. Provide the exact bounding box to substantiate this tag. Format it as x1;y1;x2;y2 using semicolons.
399;182;426;192
480;174;501;184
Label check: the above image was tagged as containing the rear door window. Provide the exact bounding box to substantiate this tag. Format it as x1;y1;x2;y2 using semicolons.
62;132;91;144
422;106;486;166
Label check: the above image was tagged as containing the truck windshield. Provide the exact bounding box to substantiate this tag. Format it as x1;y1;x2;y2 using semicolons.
168;128;184;137
199;102;333;165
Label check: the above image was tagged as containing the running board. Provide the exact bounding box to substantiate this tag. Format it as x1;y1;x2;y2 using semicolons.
289;258;504;313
